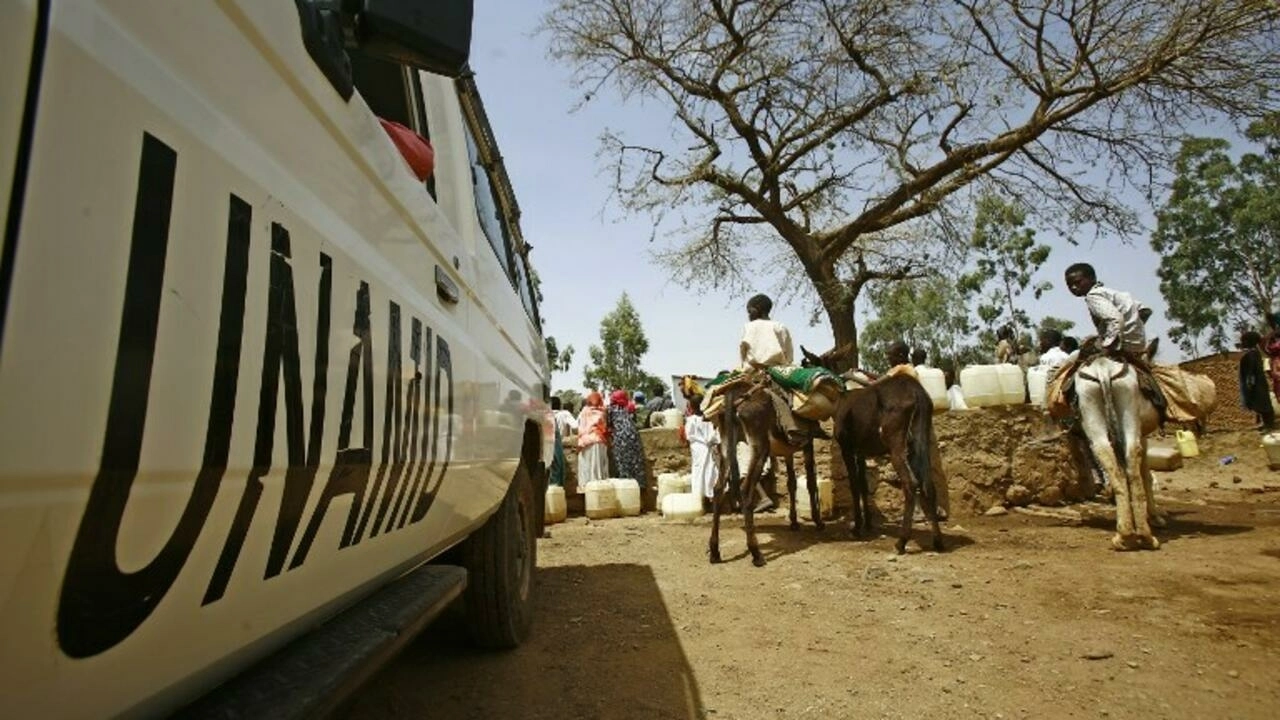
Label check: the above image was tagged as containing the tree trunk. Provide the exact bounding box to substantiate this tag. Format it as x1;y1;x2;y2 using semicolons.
807;260;859;371
823;295;858;370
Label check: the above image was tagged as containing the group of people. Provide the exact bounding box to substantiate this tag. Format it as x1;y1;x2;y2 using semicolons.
995;324;1080;373
550;259;1278;512
549;385;679;493
1239;313;1280;431
555;293;814;512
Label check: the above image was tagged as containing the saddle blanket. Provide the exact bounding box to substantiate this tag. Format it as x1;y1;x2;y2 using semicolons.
1046;361;1215;426
697;366;844;422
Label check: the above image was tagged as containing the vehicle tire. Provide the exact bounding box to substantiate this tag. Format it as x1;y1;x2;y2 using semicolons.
458;462;536;649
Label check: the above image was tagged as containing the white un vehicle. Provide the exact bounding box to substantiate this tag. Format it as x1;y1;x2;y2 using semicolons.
1;1;552;717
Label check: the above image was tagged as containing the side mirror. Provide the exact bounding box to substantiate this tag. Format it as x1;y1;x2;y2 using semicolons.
344;0;474;78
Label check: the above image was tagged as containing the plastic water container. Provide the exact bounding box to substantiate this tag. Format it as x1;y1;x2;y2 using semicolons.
661;492;703;520
1176;430;1200;458
584;480;619;519
610;478;642;516
959;365;1001;407
657;473;692;510
1027;366;1048;407
1262;433;1280;469
649;408;683;428
646;408;682;428
793;478;834;520
544;485;567;524
994;364;1026;405
916;367;948;412
1146;445;1183;471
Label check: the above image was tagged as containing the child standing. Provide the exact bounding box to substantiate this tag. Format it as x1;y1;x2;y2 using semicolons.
995;325;1016;364
683;396;721;510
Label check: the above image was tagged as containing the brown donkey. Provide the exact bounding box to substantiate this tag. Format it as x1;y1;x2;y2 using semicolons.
683;376;823;567
799;346;944;554
831;375;944;554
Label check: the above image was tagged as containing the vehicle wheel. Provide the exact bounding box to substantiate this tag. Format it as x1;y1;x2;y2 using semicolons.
459;463;536;648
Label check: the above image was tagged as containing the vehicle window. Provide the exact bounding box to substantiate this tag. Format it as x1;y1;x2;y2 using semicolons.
349;52;415;127
349;52;435;198
454;78;542;327
461;122;513;279
512;249;540;328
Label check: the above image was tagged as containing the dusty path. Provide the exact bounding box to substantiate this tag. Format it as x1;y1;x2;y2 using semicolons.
345;486;1280;720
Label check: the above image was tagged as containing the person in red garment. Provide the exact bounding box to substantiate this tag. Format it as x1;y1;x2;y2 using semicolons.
1265;312;1280;410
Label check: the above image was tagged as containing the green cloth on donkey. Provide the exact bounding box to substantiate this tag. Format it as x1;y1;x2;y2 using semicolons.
703;366;841;393
697;365;845;423
704;370;738;389
702;366;842;395
766;365;842;393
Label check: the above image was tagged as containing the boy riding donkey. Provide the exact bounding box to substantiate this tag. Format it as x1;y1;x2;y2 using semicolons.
736;294;835;512
1049;263;1166;417
682;294;837;514
1046;263;1171;498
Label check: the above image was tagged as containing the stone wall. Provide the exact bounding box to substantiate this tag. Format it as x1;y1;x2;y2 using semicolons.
832;405;1095;517
561;405;1095;518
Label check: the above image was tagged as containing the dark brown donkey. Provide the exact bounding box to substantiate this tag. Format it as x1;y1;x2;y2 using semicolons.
682;375;823;567
801;348;944;554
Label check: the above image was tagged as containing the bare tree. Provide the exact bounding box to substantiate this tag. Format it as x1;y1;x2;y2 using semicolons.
543;0;1279;364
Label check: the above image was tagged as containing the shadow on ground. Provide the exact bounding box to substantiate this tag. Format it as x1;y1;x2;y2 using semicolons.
343;564;703;720
705;509;977;566
1079;507;1255;544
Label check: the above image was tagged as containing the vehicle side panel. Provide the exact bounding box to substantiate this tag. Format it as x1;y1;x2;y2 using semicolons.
0;2;540;717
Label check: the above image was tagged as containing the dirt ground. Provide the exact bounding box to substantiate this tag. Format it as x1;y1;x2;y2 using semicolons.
345;429;1280;720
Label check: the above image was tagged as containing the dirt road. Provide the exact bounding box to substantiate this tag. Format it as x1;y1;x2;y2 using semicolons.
346;436;1280;720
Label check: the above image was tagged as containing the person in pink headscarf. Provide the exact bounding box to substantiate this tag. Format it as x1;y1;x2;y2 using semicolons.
1266;312;1280;409
575;392;609;492
607;389;647;491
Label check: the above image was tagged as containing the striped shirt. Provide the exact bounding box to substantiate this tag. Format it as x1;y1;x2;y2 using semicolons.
1085;284;1147;353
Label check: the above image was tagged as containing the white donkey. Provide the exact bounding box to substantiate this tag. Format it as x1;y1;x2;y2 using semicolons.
1074;355;1166;550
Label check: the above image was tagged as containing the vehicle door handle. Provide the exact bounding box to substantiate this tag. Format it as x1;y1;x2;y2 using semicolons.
435;265;459;305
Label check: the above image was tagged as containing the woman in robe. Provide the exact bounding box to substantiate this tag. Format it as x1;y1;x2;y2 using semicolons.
575;392;609;491
606;389;647;490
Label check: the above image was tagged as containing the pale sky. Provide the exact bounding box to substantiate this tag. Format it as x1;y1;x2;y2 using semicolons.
469;1;1183;395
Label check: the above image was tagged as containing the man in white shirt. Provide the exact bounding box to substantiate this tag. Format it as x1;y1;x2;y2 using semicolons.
740;294;794;368
1037;327;1070;379
550;396;576;439
738;294;830;441
735;294;830;511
